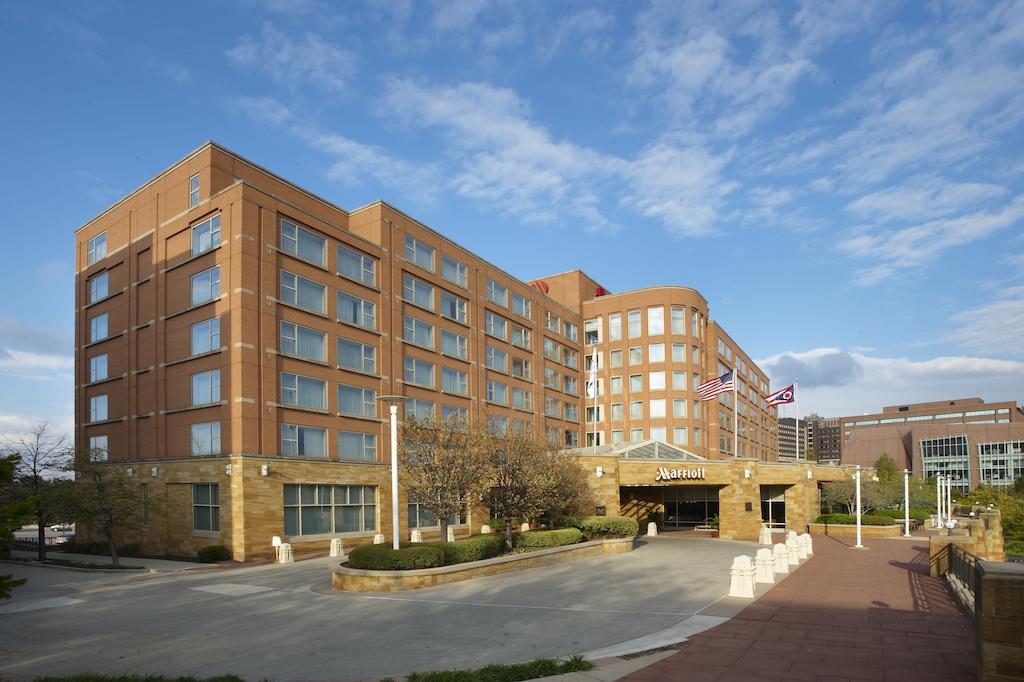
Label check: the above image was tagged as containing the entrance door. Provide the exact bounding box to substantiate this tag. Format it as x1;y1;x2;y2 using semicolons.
663;486;721;528
760;485;787;528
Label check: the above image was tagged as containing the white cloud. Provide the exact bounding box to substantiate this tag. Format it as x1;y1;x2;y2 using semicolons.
226;23;355;92
0;412;74;445
946;285;1024;358
846;175;1008;224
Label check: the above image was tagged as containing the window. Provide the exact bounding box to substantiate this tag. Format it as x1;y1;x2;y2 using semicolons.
691;309;699;337
545;311;559;332
611;430;624;445
337;337;376;374
440;329;468;360
672;344;686;363
281;372;327;410
544;338;560;361
87;232;107;265
649;343;665;363
563;321;578;342
629;374;642;392
627;428;641;443
512;292;531;319
280;219;326;267
89;354;108;382
403;274;434;310
564;403;578;421
405;235;435;271
280;271;325;314
512;386;532;410
651;427;667;443
89;312;108;343
487;278;509;307
563;376;578;395
674;427;688;445
485;346;508;372
403;315;434;349
585;405;601;423
191;318;220;355
609;349;623;368
486;380;508;406
440;291;467;324
191;422;221;456
629;346;642;365
627;310;641;338
485;311;508;340
693;401;701;419
647;306;664;335
284;484;376;535
611;403;624;421
630;401;643;419
671;307;686;335
693;373;701;391
649;371;666;391
191;266;221;306
192;369;221;405
608;313;622;342
192;483;219;532
87;272;108;303
650;399;666;418
694;427;701;447
563;348;578;368
442;405;469;422
511;356;532;380
565;431;579;447
673;399;687;418
409;500;465;529
673;371;687;390
281;424;327;458
189;174;200;208
441;254;467;287
280;322;326;362
442;367;468;395
337;244;376;286
511;326;531;350
405;398;434;421
337;291;376;329
88;435;108;462
545;397;560;417
339;432;376;462
89;394;108;422
404;356;435;388
584;319;600;345
338;385;376;417
610;376;623;394
544;367;560;389
191;215;220;256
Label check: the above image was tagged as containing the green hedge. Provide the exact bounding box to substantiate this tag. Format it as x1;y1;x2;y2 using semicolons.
348;543;446;570
815;513;897;526
573;516;639;540
514;528;583;549
196;545;231;563
432;534;505;565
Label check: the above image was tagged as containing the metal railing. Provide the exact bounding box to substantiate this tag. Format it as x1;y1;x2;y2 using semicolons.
947;543;980;614
10;537;68;552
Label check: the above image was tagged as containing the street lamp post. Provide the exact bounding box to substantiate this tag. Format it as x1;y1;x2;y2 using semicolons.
854;465;864;549
378;395;404;550
903;469;911;537
936;473;943;528
947;476;954;524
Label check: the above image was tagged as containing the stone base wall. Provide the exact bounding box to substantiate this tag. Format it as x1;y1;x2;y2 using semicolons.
977;559;1024;682
809;523;902;538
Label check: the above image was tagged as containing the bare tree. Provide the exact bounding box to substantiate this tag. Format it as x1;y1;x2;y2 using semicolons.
3;424;69;561
399;416;492;543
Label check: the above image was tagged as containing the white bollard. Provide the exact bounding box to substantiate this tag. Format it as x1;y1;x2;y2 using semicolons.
795;535;809;560
773;543;789;574
758;524;773;546
480;525;492;534
755;547;775;584
447;527;456;542
278;543;294;564
329;538;344;558
520;522;530;532
647;522;659;537
728;555;757;598
410;530;423;543
373;533;385;545
800;533;814;557
785;535;801;566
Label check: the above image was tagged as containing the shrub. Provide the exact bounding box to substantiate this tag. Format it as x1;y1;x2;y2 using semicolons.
196;545;231;563
814;513;897;526
348;543;445;570
514;528;583;549
577;516;639;540
433;534;505;565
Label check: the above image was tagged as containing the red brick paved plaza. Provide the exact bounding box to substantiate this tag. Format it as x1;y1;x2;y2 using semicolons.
622;534;976;682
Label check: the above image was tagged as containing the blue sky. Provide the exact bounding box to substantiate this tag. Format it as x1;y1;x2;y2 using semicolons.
1;0;1023;440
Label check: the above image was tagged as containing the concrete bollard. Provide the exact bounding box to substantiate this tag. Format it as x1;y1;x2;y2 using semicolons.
758;524;773;545
447;527;456;542
521;522;530;532
800;533;814;557
755;547;775;584
278;543;294;564
785;535;801;566
480;525;491;534
795;535;809;560
410;530;423;543
773;543;789;574
728;555;756;598
373;534;385;545
329;538;344;558
647;522;658;537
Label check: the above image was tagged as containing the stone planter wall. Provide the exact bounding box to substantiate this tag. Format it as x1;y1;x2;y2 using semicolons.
808;523;902;538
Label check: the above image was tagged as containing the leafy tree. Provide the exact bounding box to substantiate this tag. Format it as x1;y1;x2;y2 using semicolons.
804;446;816;462
3;424;70;561
873;453;900;483
0;454;31;598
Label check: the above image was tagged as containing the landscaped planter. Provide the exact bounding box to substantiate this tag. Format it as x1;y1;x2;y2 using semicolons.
331;536;635;592
809;522;902;538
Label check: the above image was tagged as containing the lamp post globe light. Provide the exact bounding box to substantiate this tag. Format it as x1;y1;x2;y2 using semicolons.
903;469;911;537
936;473;944;528
377;395;404;550
854;465;863;549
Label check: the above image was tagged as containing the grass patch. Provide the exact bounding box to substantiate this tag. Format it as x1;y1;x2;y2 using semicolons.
1005;538;1024;558
32;676;250;682
405;655;594;681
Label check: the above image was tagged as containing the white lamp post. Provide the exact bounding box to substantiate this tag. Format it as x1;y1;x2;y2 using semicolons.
947;476;954;522
378;395;403;550
903;469;911;537
854;465;863;549
936;473;943;528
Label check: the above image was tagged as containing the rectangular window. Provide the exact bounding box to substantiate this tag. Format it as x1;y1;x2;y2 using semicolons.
191;317;220;355
485;311;508;340
404;356;435;388
192;483;219;532
608;313;622;342
545;311;559;332
336;291;376;330
89;312;109;343
405;398;434;421
87;232;107;265
280;372;327;410
339;432;377;462
284;484;376;535
337;337;376;374
673;399;687;418
565;430;579;447
441;366;468;395
440;291;467;324
442;405;469;422
487;278;509;307
611;403;624;421
691;309;699;337
650;399;666;418
673;427;688;445
630;401;643;419
486;380;509;406
189;174;200;208
191;369;221;405
627;310;641;338
647;306;664;335
563;348;578;369
280;271;325;314
629;346;642;365
281;219;326;267
89;394;108;422
488;415;509;436
440;329;468;360
544;396;560;417
281;424;327;458
564;403;578;421
511;356;532;380
672;344;686;363
649;343;665;363
191;215;220;256
405;235;435;272
630;428;643;443
512;386;532;410
403;315;434;349
610;376;623;394
629;374;642;392
584;319;600;345
191;266;221;306
651;426;667;443
673;371;687;390
609;349;623;368
512;292;531;319
403;274;434;311
671;307;686;335
87;272;108;303
563;321;578;342
563;376;578;395
408;500;465;529
544;338;560;361
649;371;666;390
89;435;108;462
544;367;560;389
611;430;624;445
511;326;531;350
441;254;467;287
280;321;327;362
89;354;108;382
338;384;376;417
694;427;701;447
337;244;376;286
485;346;508;372
191;422;221;456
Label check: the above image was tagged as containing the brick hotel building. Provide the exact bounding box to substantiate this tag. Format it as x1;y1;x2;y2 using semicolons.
75;142;790;560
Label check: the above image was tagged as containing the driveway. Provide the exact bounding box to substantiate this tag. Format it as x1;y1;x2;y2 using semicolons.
0;535;757;681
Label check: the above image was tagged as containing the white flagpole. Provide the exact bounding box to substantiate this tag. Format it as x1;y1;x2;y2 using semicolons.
733;375;738;458
794;378;800;460
591;346;598;453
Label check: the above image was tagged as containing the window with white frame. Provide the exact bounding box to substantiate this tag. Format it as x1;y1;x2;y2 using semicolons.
440;329;467;360
87;232;107;265
338;384;376;417
191;422;221;456
403;315;434;349
89;395;108;422
630;428;643;443
611;430;625;445
544;367;560;389
192;483;219;532
191;369;221;405
191;317;220;355
191;266;221;306
441;254;467;287
544;311;559;332
608;313;622;341
564;403;578;421
191;215;220;256
488;414;509;436
280;321;326;362
671;306;686;335
512;386;532;410
442;404;469;422
441;366;468;395
674;427;688;445
565;430;579;447
511;325;531;350
673;371;687;390
651;426;667;443
281;218;326;267
284;484;376;535
649;343;665;363
647;306;664;335
337;337;376;374
650;399;666;418
511;356;532;380
486;379;508;406
544;396;560;417
87;271;108;303
403;274;434;310
339;432;377;462
630;401;642;419
543;338;560;361
336;291;376;329
280;372;327;410
673;399;687;418
485;311;508;340
627;310;641;338
440;291;467;324
610;403;624;421
88;435;108;461
405;398;434;421
189;174;200;208
408;499;464;529
279;271;326;314
404;356;435;388
629;346;642;365
584;319;600;345
610;376;623;394
404;235;435;271
485;346;508;372
563;376;579;395
563;321;578;342
337;244;376;286
487;278;509;307
512;292;531;319
89;312;108;343
89;354;108;382
280;424;327;458
563;348;578;369
672;343;686;363
585;405;601;423
609;349;622;368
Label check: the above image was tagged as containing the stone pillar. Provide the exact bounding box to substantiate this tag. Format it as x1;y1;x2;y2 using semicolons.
977;559;1024;682
647;522;659;537
755;548;775;584
278;543;293;564
728;555;756;598
773;543;789;574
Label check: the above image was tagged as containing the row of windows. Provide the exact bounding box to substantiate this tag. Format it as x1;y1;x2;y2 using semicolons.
585;307;698;344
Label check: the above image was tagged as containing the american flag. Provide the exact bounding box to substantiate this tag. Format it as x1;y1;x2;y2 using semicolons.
698;371;734;401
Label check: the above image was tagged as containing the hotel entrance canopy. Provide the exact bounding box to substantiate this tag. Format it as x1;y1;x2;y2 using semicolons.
560;440;706;462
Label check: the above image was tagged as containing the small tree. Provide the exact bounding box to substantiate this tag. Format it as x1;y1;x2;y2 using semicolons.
873;453;900;483
0;454;31;598
4;424;69;561
399;416;493;543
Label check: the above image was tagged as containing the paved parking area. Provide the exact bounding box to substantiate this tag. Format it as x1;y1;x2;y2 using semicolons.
0;535;755;681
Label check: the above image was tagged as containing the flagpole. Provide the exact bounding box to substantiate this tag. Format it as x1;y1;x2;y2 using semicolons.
592;346;598;453
795;378;800;460
733;379;738;458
